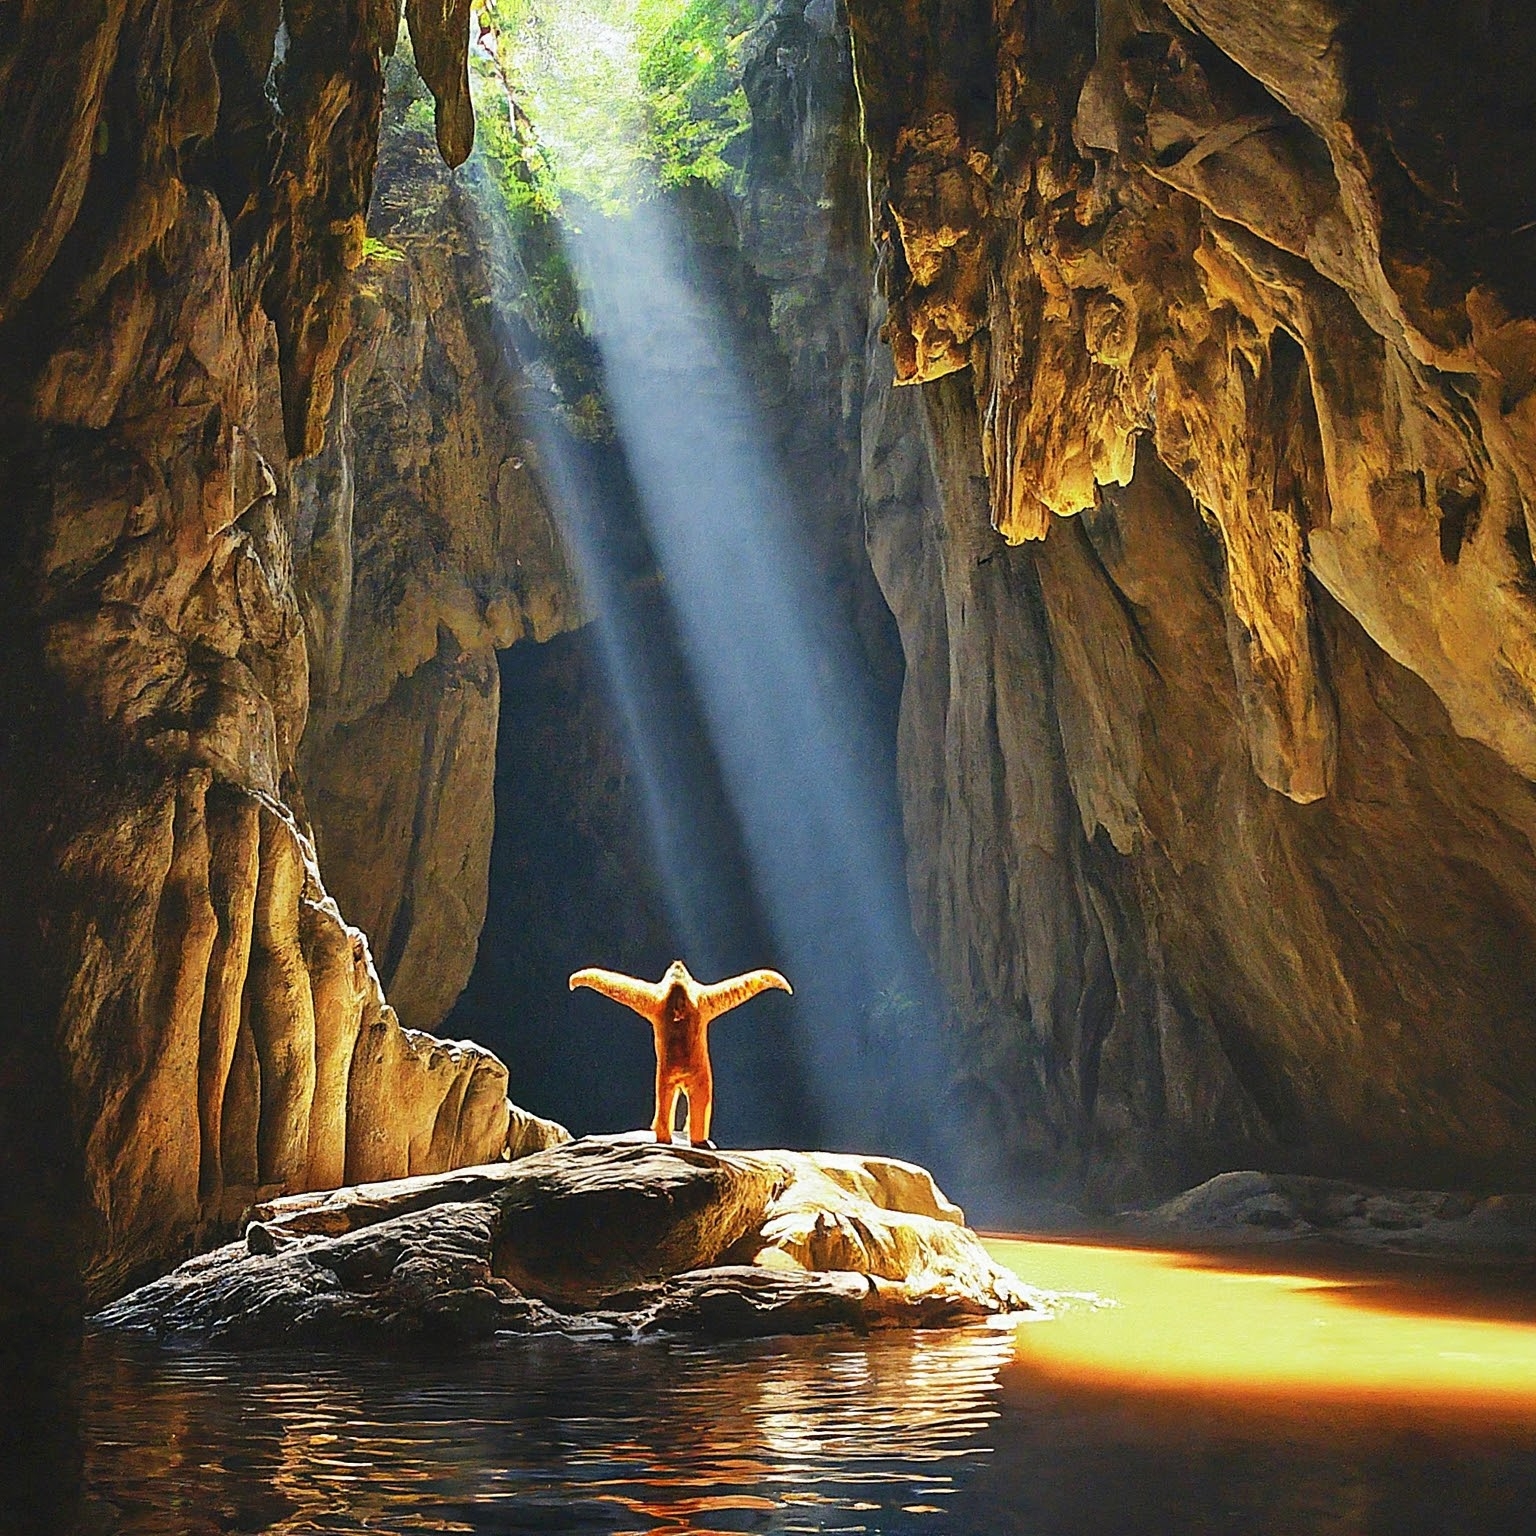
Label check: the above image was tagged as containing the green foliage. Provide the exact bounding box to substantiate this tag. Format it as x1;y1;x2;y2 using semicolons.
403;94;437;137
361;235;405;264
634;0;761;193
470;48;563;220
450;0;769;435
475;0;765;206
478;0;648;211
465;41;614;437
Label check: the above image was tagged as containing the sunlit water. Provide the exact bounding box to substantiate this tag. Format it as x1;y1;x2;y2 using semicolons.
82;1241;1536;1534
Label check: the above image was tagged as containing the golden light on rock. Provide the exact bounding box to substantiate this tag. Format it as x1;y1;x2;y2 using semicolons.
985;1237;1536;1411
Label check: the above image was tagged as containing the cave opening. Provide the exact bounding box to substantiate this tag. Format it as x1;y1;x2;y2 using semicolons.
446;431;816;1148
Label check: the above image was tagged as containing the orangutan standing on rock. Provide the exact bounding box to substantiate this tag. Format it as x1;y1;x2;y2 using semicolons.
569;960;792;1146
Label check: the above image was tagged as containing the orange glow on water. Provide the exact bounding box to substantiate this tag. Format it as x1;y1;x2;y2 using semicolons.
984;1237;1536;1411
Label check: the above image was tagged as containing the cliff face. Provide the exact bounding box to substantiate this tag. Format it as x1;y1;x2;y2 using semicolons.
0;2;516;1310
295;60;581;1035
852;0;1536;1196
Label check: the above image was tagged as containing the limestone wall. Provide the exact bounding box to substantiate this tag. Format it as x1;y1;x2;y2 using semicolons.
851;0;1536;1198
0;0;517;1308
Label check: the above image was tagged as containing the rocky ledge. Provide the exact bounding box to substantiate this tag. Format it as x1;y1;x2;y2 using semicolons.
93;1138;1031;1348
1128;1171;1536;1261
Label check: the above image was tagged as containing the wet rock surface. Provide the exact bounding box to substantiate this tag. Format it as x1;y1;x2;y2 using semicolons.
1130;1170;1536;1261
93;1138;1032;1347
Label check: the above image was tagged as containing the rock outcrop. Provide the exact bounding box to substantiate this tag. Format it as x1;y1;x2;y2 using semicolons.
850;0;1536;1198
1132;1170;1536;1260
93;1138;1031;1346
0;2;526;1312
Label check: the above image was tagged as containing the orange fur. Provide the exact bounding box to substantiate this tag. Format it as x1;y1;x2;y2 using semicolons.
569;960;792;1143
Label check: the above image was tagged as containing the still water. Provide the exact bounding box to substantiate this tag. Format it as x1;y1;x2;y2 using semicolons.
83;1241;1536;1535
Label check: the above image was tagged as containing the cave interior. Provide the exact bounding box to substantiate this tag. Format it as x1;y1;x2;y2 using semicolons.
6;0;1536;1529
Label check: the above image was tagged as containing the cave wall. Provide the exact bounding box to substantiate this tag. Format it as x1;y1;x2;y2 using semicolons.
850;0;1536;1197
0;1;517;1310
295;56;582;1035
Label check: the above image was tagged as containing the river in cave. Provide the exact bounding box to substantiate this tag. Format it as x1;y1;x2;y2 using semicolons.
80;1238;1536;1534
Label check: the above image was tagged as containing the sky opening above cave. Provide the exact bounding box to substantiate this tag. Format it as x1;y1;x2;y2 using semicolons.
473;0;758;212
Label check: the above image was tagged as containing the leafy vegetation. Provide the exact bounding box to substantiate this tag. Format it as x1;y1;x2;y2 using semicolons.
634;0;762;193
371;1;768;438
475;0;766;207
427;0;768;437
466;60;613;435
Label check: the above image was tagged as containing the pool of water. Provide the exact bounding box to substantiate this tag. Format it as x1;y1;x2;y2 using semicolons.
78;1240;1536;1535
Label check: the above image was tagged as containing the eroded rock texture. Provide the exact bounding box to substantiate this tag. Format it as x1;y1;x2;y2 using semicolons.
1132;1168;1536;1259
94;1138;1030;1347
295;59;580;1034
853;0;1536;1197
0;1;513;1310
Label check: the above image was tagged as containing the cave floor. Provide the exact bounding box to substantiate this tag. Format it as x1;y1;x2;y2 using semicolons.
79;1239;1536;1535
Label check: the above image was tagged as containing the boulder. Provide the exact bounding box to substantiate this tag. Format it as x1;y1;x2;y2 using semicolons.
93;1138;1034;1348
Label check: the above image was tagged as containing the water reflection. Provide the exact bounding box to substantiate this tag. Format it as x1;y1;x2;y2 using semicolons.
82;1242;1536;1534
986;1238;1536;1409
82;1326;1014;1534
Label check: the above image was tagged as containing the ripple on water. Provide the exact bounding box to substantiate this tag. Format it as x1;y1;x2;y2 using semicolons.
83;1243;1536;1535
82;1324;1018;1535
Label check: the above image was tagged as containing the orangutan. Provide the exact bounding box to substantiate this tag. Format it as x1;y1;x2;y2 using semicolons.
568;959;792;1146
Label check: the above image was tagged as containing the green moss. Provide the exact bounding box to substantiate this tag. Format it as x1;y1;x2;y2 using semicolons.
463;45;613;437
361;235;406;264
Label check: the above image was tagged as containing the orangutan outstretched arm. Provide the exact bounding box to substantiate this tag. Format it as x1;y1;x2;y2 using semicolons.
699;969;792;1023
569;968;664;1023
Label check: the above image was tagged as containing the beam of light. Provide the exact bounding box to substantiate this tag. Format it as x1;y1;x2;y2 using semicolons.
457;200;722;974
985;1237;1536;1411
565;195;947;1158
461;0;982;1173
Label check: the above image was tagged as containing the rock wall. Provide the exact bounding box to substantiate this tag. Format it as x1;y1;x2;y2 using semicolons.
851;0;1536;1197
295;57;581;1035
737;0;898;679
0;1;516;1312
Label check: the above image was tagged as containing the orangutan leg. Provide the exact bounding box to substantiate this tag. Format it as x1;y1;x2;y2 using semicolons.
686;1066;713;1146
653;1072;683;1143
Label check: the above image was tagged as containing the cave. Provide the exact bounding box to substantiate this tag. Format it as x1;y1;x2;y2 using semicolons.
5;0;1536;1531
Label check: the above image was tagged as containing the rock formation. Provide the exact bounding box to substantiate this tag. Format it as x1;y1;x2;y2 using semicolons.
295;55;581;1035
851;0;1536;1198
94;1137;1031;1346
0;2;529;1313
1129;1168;1536;1259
